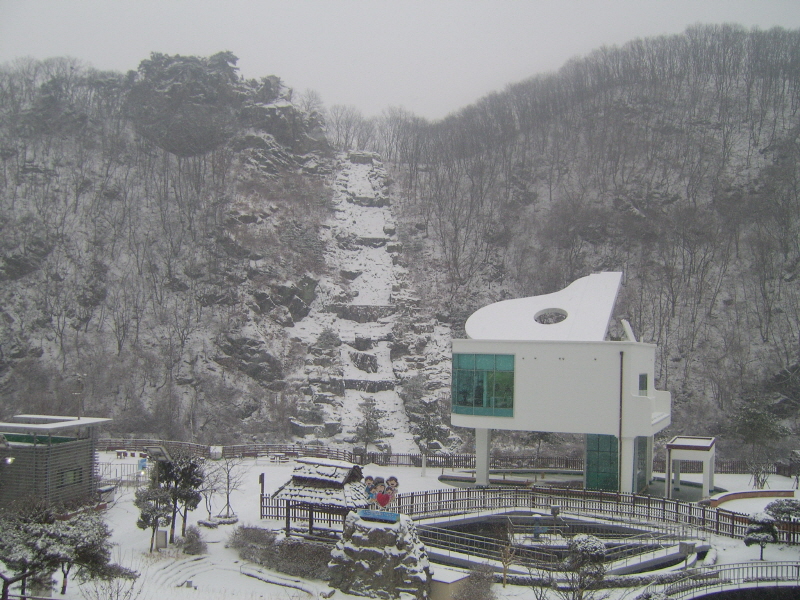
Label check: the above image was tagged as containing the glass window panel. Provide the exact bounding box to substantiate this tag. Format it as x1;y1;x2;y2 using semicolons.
495;354;514;371
451;353;515;416
455;354;475;369
455;370;474;406
486;371;496;408
476;354;495;370
474;371;490;407
494;372;514;408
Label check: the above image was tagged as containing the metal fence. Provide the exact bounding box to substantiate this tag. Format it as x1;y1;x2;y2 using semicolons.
98;439;786;475
97;438;210;458
96;461;153;487
642;561;800;599
261;486;800;544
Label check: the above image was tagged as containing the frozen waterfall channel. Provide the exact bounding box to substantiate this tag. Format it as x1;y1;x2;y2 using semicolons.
292;154;421;454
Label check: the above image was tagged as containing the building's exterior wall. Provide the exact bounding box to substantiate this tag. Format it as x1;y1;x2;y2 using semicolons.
0;437;97;507
451;339;669;437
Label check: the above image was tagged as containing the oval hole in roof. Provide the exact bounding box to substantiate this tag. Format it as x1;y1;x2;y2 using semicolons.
534;308;568;325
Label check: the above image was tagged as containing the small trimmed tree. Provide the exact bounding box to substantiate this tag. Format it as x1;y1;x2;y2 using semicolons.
134;487;173;552
453;563;496;600
199;460;225;520
744;512;778;560
559;534;606;600
153;454;204;542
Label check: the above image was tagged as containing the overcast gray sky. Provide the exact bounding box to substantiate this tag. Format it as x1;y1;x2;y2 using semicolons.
2;0;800;120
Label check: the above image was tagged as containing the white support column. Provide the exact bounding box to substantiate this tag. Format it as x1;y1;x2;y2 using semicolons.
619;436;635;493
701;453;715;498
709;454;715;496
665;448;673;499
475;428;491;486
673;459;682;494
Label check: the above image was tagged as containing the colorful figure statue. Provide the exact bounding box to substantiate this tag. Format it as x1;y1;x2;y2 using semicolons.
386;476;399;501
372;477;396;509
364;475;374;498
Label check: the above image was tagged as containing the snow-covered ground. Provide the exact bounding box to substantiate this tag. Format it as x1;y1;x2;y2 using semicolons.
62;453;456;600
25;455;796;600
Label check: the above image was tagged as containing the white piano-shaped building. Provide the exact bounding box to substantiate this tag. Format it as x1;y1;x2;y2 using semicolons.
450;272;671;493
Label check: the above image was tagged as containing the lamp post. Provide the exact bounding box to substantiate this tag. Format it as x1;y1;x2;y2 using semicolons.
73;373;87;419
550;505;562;534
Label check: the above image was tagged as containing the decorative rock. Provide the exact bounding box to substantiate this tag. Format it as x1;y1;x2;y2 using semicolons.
344;380;395;393
329;512;430;600
313;393;338;405
357;237;387;248
324;421;343;436
215;335;283;383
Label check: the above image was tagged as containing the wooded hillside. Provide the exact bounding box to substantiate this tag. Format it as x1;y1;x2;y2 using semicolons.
0;52;334;442
3;25;800;459
370;25;800;454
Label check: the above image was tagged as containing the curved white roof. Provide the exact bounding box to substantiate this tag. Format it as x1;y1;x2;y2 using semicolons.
464;272;623;341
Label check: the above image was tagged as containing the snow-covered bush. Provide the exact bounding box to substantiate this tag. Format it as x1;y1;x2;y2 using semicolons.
316;327;342;349
228;526;330;580
176;526;207;555
454;564;496;600
228;526;277;562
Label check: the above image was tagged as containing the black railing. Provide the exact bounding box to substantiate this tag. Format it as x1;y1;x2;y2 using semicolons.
261;487;800;545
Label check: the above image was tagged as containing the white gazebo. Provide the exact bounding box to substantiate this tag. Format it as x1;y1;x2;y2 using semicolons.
665;436;716;499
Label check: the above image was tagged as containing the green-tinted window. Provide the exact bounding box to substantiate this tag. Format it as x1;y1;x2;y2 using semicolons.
59;467;82;488
456;354;475;369
585;434;618;492
454;369;475;406
638;374;648;396
494;371;514;408
451;353;514;417
496;355;514;371
476;354;495;370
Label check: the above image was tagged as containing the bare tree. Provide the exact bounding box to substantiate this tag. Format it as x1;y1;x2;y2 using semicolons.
217;456;246;519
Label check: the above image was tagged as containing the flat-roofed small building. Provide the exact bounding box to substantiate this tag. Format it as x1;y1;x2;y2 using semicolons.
451;272;671;493
0;414;110;508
